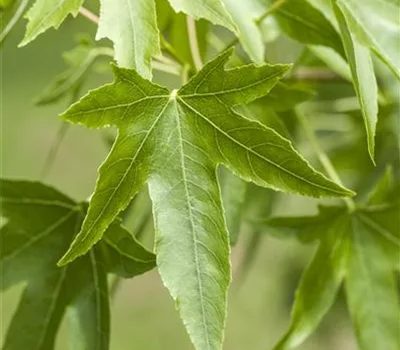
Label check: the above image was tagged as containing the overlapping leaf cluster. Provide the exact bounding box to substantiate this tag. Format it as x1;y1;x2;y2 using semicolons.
264;169;400;350
1;0;399;350
0;180;156;350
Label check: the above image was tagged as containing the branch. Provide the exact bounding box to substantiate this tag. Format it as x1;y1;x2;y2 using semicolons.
78;7;99;24
186;16;203;70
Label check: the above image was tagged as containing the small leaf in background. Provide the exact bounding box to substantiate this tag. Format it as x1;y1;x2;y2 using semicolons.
20;0;84;46
96;0;160;78
308;45;352;81
220;168;247;246
58;49;353;350
35;39;113;105
0;180;156;350
265;172;400;350
0;0;30;43
274;0;345;58
339;0;400;81
167;0;236;33
333;0;378;162
222;0;265;63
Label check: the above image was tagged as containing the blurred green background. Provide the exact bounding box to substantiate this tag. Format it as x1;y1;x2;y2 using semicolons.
0;5;370;350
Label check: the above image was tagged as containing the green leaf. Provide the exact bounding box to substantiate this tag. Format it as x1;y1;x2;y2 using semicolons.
367;166;394;206
0;180;155;349
255;82;315;112
220;168;247;245
59;49;352;350
333;0;378;161
167;0;236;33
308;45;352;81
338;0;400;81
346;212;399;350
221;0;265;62
274;0;345;57
96;0;160;77
58;49;352;349
267;177;399;349
35;41;112;105
20;0;84;46
0;0;30;43
274;211;350;350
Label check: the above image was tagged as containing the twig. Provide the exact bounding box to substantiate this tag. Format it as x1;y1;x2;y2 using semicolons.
296;110;356;211
41;122;70;179
78;7;99;24
186;16;203;70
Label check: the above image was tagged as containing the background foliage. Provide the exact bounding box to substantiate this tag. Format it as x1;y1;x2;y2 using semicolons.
1;0;399;349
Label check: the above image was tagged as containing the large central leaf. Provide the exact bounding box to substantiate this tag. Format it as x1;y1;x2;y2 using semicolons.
58;49;352;350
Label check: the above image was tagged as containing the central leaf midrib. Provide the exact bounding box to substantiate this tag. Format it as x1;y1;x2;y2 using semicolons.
173;100;212;350
177;97;344;195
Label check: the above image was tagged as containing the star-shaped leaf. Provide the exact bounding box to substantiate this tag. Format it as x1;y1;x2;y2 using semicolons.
57;49;353;350
264;170;399;350
0;180;156;350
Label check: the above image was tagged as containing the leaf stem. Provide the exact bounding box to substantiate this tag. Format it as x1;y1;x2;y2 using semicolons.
296;110;356;211
78;7;99;24
41;122;70;179
186;16;203;71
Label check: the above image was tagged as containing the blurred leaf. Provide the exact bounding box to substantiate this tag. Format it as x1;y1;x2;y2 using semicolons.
222;0;266;62
35;42;112;105
220;168;247;245
367;166;394;206
168;0;236;33
20;0;84;46
256;82;315;112
0;179;156;349
58;49;352;350
333;0;378;161
308;45;352;81
274;0;345;57
339;0;400;81
274;210;351;350
268;174;400;350
0;0;30;43
96;0;160;78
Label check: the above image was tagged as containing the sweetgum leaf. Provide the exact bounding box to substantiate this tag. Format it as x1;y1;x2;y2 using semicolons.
20;0;84;46
97;0;160;77
333;0;378;161
267;175;400;350
59;49;352;350
0;180;156;350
